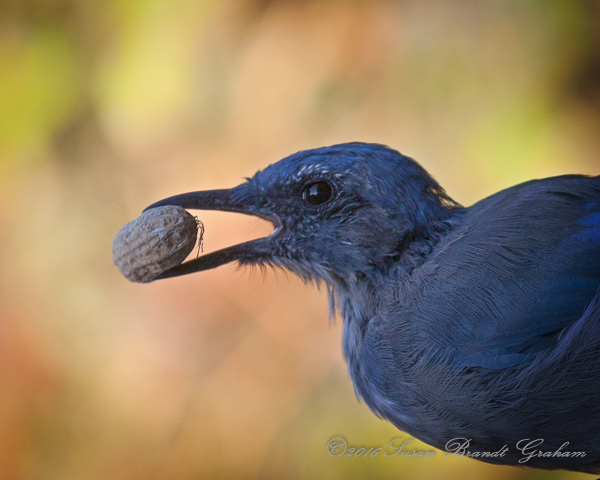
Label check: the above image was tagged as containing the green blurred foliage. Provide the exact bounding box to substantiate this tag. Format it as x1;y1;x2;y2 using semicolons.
0;0;599;479
0;22;80;158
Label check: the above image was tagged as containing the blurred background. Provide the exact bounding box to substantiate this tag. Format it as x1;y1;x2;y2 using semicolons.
1;0;600;479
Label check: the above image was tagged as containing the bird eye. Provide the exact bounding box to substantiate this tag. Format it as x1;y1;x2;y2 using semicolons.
302;181;333;206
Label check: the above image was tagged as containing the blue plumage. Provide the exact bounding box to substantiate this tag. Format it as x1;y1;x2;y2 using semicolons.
144;143;600;473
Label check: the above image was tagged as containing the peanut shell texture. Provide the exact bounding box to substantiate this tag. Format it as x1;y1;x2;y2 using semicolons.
112;206;199;283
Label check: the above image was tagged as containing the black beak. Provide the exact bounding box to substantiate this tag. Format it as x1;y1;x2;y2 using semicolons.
144;187;280;280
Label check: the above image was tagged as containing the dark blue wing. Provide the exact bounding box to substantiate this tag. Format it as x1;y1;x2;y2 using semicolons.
415;175;600;370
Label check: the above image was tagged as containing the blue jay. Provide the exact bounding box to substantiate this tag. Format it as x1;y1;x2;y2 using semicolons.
144;143;600;473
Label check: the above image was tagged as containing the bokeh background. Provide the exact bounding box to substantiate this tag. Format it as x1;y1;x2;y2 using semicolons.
1;0;600;479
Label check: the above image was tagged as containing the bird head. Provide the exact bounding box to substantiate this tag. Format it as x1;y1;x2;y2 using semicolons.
145;143;458;285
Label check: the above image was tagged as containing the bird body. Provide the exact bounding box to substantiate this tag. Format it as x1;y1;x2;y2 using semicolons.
144;143;600;473
342;174;600;472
